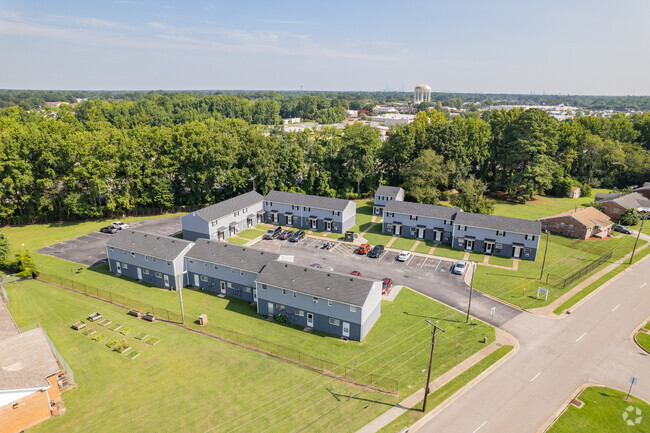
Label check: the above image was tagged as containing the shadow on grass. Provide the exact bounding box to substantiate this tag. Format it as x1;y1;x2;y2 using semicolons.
326;388;396;408
86;262;163;289
402;311;468;324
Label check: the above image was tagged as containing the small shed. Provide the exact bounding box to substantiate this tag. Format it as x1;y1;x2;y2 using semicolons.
569;187;581;199
199;314;208;326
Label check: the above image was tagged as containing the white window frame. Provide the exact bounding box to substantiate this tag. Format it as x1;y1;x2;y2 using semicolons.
313;297;318;304
350;305;357;313
200;275;208;282
328;300;332;307
329;318;340;326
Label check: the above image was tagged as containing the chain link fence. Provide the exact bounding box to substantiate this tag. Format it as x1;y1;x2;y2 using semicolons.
545;250;614;289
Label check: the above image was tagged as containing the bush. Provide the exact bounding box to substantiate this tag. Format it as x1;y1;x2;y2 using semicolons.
620;208;640;226
3;251;40;278
581;183;592;197
0;233;9;263
274;313;287;324
590;201;605;212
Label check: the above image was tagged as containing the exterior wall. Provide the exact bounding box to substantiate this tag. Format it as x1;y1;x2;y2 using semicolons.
373;191;404;215
264;202;351;233
451;226;540;261
106;245;190;289
540;216;589;239
382;213;454;243
182;201;264;241
601;202;628;220
636;189;650;200
0;388;52;433
185;258;258;302
180;214;210;241
255;283;365;340
360;281;382;340
46;375;61;403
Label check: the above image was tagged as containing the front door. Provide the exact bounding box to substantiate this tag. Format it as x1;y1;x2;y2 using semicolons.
252;288;258;302
137;267;142;280
417;227;425;239
194;274;200;287
342;322;350;338
116;262;122;274
394;225;401;236
247;218;253;228
268;302;274;316
310;219;317;229
326;221;332;231
465;239;474;251
434;231;441;241
513;246;522;258
220;281;226;294
307;313;314;327
485;243;494;255
163;275;170;288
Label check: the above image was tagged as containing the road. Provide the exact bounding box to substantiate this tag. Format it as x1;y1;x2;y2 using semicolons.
417;256;650;433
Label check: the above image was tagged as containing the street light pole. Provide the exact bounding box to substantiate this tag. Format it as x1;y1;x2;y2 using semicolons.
540;230;550;279
629;207;649;265
466;261;476;323
422;320;445;413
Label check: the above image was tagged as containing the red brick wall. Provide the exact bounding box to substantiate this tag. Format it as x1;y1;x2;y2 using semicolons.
541;216;590;239
601;202;627;220
635;189;650;200
0;389;52;433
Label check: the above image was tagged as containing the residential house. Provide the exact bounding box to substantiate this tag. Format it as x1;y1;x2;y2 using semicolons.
105;230;193;290
634;182;650;200
539;207;613;239
451;213;541;260
185;239;279;303
373;186;405;216
595;192;624;202
597;192;650;220
263;191;356;233
255;261;382;341
382;201;460;242
181;191;265;241
0;303;65;433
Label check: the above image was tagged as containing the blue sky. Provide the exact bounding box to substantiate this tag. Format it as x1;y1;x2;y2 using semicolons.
0;0;648;94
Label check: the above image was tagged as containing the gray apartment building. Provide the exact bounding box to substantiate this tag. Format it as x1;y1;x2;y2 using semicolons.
181;191;265;241
263;191;356;233
105;230;193;290
451;212;541;260
373;185;405;216
184;239;279;303
255;261;382;341
382;200;461;243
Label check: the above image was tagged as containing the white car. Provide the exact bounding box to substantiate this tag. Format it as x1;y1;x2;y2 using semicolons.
110;221;129;230
452;260;468;275
396;251;411;262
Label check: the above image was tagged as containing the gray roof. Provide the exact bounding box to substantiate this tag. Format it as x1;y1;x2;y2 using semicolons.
384;200;460;220
454;212;541;235
376;185;404;198
595;192;624;202
0;328;60;391
191;191;264;222
106;230;192;261
609;192;650;209
256;261;377;307
185;239;279;273
636;182;650;190
265;190;354;212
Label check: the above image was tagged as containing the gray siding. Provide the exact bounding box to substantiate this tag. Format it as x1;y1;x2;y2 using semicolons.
106;244;191;289
382;213;454;243
452;225;540;261
264;201;355;233
180;214;210;241
185;258;258;302
182;201;264;241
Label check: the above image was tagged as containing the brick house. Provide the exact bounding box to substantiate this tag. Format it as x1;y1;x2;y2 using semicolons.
539;207;613;239
634;182;650;200
598;192;650;220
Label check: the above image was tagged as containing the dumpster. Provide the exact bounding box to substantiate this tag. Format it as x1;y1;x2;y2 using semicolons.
345;231;355;242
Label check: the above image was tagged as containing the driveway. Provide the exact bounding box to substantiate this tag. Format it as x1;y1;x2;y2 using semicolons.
36;216;182;267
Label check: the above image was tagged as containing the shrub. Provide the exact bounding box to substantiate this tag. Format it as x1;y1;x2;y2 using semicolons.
581;183;592;197
3;251;40;278
274;313;287;324
620;208;640;226
0;233;9;263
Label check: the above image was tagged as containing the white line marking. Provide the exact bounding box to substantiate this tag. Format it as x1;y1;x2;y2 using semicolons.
530;371;542;382
576;332;587;342
405;255;414;266
641;282;647;288
434;260;441;271
420;257;428;268
611;304;620;312
472;420;487;433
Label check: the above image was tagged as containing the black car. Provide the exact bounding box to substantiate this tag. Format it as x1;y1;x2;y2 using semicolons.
263;226;282;240
100;226;118;234
289;230;306;243
278;230;294;240
613;224;633;235
368;244;385;258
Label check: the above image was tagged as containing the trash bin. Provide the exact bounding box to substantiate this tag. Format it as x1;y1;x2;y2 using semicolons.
345;231;355;242
199;314;208;326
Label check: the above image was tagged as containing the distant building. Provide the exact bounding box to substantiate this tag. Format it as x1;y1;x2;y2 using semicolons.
414;84;431;104
264;191;355;233
373;186;405;216
346;110;359;118
539;207;612;239
371;113;416;126
569;186;581;199
634;182;650;200
598;192;650;220
283;118;301;125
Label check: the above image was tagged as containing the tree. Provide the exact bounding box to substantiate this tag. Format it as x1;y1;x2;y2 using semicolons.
0;232;9;263
8;251;39;277
449;176;495;214
619;208;640;226
337;123;381;193
402;149;455;204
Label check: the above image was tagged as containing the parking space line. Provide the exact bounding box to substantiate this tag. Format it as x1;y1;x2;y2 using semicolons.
405;255;414;266
434;260;441;271
420;257;428;269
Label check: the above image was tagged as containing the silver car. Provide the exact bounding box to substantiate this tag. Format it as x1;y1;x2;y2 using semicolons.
452;260;468;275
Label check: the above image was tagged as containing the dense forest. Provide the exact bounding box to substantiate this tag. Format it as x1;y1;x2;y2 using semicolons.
0;93;648;224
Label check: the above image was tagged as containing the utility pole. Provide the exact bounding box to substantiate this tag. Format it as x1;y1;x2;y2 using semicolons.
540;230;550;279
629;208;648;265
466;261;476;323
422;320;445;413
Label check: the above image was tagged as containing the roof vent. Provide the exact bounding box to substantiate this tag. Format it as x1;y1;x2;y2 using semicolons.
327;273;331;276
284;264;288;267
350;278;353;281
304;268;307;272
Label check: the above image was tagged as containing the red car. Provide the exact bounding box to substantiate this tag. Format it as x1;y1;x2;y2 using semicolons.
357;244;371;255
381;278;393;295
350;271;362;277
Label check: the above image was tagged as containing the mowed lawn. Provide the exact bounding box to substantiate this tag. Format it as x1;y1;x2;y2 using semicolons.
492;190;608;220
548;386;650;433
637;322;650;354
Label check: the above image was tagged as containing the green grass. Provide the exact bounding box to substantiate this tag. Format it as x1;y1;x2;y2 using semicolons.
626;219;650;236
390;237;417;251
547;386;650;433
492;189;609;221
468;253;484;264
488;255;514;267
225;237;249;245
474;234;645;309
415;240;434;254
553;246;650;315
236;228;265;240
362;223;394;246
348;199;375;233
378;345;514;433
431;243;466;260
327;232;345;240
636;332;650;354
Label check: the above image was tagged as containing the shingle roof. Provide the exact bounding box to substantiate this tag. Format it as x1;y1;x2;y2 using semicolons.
105;230;192;261
376;185;404;197
636;182;650;190
609;192;650;210
454;212;541;235
0;328;60;391
265;191;354;212
595;192;624;202
256;261;377;307
185;239;279;273
539;207;612;228
0;301;20;341
384;200;460;220
191;191;264;222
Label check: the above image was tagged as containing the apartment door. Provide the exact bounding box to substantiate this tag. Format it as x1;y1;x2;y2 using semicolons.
342;322;350;338
116;262;122;274
417;227;425;239
394;225;401;236
326;221;332;231
485;243;494;255
268;302;274;316
163;275;170;288
465;239;474;251
252;288;258;302
194;274;200;287
137;267;142;280
247;218;253;228
220;281;226;294
310;219;317;229
433;230;441;241
512;246;522;258
307;313;314;328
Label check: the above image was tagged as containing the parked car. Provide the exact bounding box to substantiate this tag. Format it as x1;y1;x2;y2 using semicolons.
396;251;411;262
350;271;361;277
452;260;468;275
278;230;294;240
289;230;306;243
381;278;393;295
368;245;384;258
110;221;129;230
100;226;118;234
357;244;371;255
263;226;282;240
310;263;322;269
613;224;633;234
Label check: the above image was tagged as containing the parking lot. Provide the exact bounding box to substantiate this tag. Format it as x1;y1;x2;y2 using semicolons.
36;216;182;267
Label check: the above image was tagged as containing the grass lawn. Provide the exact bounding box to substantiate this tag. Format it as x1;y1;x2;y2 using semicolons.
391;237;417;251
363;224;395;246
626;219;650;236
474;234;645;309
415;240;434;254
236;228;265;239
492;189;608;221
432;243;466;260
636;331;650;354
468;252;484;263
225;237;250;245
349;199;375;233
547;386;650;433
488;255;514;267
378;345;514;433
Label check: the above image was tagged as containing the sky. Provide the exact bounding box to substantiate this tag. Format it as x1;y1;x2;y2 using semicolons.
0;0;648;95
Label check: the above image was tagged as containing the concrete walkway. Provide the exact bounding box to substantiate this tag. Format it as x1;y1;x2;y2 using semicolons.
356;329;516;433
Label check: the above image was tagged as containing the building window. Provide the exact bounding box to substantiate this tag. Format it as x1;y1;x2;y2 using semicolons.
496;230;505;236
560;222;565;227
304;206;310;211
282;289;286;295
524;248;531;253
200;275;208;282
313;297;318;303
495;243;503;252
410;227;417;234
231;268;235;273
293;291;297;297
152;258;156;262
458;239;465;246
262;284;267;290
212;220;217;226
329;318;340;326
240;270;244;276
386;212;394;218
227;282;233;288
613;208;619;214
214;264;219;270
131;252;135;257
333;211;341;216
457;225;466;231
243;287;251;293
444;220;449;225
295;309;304;317
143;269;149;275
167;261;171;266
328;300;332;307
569;224;573;229
525;234;536;241
350;305;357;313
155;272;162;278
410;215;418;221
